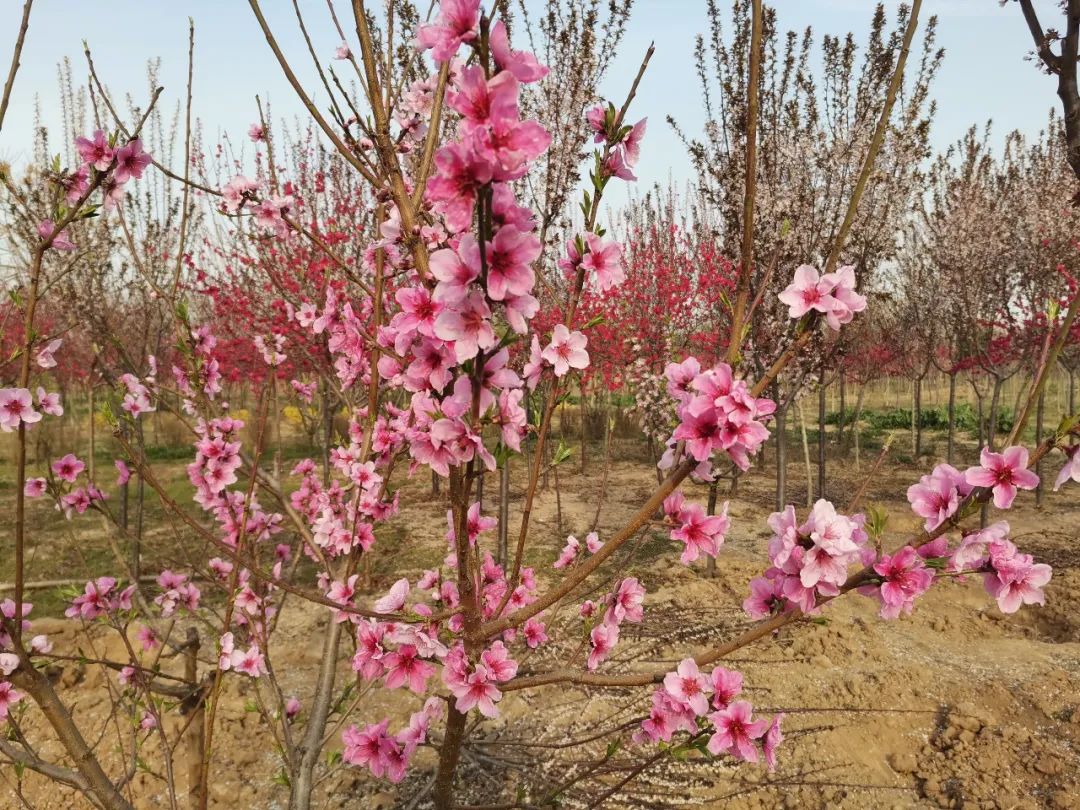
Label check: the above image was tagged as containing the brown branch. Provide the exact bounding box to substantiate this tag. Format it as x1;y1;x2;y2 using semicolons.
0;0;32;135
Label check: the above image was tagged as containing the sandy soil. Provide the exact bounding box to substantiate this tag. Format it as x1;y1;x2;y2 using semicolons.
4;435;1079;809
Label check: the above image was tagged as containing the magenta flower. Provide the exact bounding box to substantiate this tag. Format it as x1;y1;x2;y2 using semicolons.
23;478;46;498
449;664;502;717
670;501;729;564
871;545;934;619
605;577;645;625
489;20;548;82
247;122;265;142
383;645;436;693
553;534;581;570
820;265;867;329
623;117;647;166
51;453;85;483
965;446;1040;510
587;622;619;671
522;617;548;648
0;390;42;434
762;713;785;772
707;700;768;762
709;666;744;709
0;681;23;721
415;0;480;62
663;658;711;716
542;324;589;377
480;641;519;682
113;138;151;183
75;129;114;171
36;219;76;251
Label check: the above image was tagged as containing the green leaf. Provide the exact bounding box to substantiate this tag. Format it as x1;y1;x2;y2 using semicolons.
584;314;607;329
552;440;573;467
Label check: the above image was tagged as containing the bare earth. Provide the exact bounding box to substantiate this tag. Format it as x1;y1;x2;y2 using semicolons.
6;436;1080;809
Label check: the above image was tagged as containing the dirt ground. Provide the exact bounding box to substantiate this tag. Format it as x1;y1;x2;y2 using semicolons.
3;430;1079;809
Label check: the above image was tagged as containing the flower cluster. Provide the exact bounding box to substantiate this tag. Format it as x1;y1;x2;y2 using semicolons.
663;491;730;564
778;264;867;330
667;358;775;472
744;501;873;618
635;659;783;770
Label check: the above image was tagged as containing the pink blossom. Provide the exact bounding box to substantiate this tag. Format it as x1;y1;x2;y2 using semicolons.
553;535;581;569
707;700;768;763
542;324;589;377
36;219;76;251
449;664;502;717
115;460;131;486
907;463;970;530
821;265;867;330
113;139;151;183
374;578;409;614
743;576;785;619
426;143;493;232
870;546;934;619
983;542;1052;614
670;501;729;564
36;388;63;417
0;681;23;721
75;129;115;171
587;622;619;670
247;122;265;142
480;640;519;682
489;21;548;82
416;0;480;62
581;233;625;292
52;453;85;483
433;290;496;362
383;645;436;693
605;577;645;625
23;476;45;497
709;666;744;709
1053;444;1080;491
522;617;548;648
663;658;711;716
623;117;647;166
522;335;544;390
334;42;352;60
762;713;785;771
35;338;62;369
965;446;1040;510
778;264;838;320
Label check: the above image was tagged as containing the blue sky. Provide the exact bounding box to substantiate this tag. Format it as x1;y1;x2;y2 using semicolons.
0;0;1065;201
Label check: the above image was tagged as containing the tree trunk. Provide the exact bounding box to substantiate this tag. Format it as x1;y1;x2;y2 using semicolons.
1035;388;1045;508
184;628;205;810
774;397;787;512
947;372;957;466
988;376;1003;450
797;398;813;508
497;460;509;567
432;469;441;497
914;375;923;460
475;469;484;512
87;384;96;481
836;374;846;447
705;478;719;579
817;381;826;501
579;388;587;474
853;385;866;471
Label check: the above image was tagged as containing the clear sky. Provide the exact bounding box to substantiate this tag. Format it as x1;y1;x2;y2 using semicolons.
0;0;1066;202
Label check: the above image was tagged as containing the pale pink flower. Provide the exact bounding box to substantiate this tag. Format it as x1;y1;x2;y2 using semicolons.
1053;444;1080;491
581;233;625;292
778;264;838;320
0;390;41;434
334;42;351;60
663;658;711;716
522;617;548;648
374;578;409;614
542;324;588;377
248;122;265;142
907;463;970;530
35;338;62;369
36;388;63;417
709;666;744;709
23;478;46;498
553;535;580;569
763;713;785;772
870;546;934;619
965;446;1040;510
449;664;502;717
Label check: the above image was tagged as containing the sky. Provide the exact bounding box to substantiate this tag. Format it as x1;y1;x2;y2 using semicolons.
0;0;1067;206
